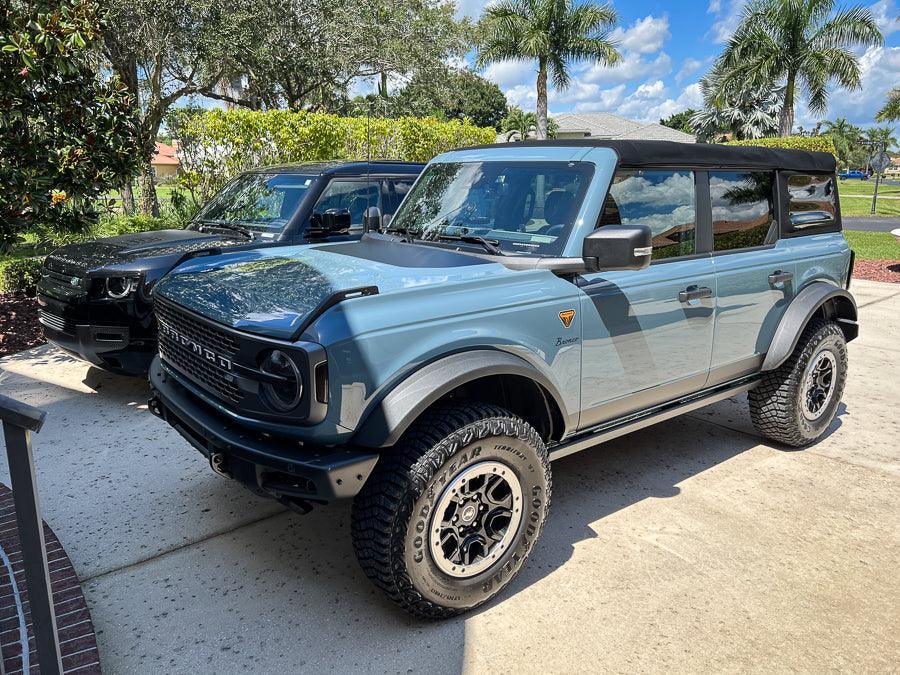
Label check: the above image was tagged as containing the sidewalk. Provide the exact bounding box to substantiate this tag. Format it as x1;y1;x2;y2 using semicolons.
0;280;898;673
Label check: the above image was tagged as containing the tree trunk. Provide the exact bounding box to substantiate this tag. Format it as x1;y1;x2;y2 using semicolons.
139;168;160;217
779;72;795;136
379;71;389;98
536;60;548;141
120;182;135;214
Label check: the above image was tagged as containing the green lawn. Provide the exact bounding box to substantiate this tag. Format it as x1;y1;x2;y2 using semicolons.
838;179;900;197
843;231;900;260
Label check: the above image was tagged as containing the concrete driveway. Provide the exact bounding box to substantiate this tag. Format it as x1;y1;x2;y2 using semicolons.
1;279;898;673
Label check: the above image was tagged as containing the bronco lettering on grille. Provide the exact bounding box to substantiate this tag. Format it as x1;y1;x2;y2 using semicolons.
159;319;233;371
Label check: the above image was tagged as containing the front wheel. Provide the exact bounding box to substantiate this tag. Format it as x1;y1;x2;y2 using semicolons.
351;402;551;619
750;319;848;447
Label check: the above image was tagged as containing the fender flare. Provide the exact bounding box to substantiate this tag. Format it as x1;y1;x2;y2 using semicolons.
353;349;570;448
761;282;858;371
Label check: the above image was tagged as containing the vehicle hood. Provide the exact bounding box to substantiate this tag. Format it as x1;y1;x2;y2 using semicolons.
42;229;249;277
154;237;508;340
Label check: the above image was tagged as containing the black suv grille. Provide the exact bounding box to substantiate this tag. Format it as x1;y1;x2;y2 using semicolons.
38;310;76;335
40;267;85;295
156;298;242;404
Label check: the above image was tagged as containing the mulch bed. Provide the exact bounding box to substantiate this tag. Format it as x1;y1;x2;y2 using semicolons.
0;294;45;359
852;260;900;284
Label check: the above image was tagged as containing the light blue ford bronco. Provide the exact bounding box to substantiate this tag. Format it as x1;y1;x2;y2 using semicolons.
148;140;857;618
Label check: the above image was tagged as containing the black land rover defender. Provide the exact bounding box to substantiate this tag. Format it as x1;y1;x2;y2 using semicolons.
37;161;423;375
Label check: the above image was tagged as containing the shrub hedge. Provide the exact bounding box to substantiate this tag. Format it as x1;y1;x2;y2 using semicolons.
724;135;838;157
170;109;498;203
1;257;43;296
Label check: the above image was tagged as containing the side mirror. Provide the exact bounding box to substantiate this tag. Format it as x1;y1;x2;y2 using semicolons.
582;224;653;272
363;206;382;233
318;208;352;235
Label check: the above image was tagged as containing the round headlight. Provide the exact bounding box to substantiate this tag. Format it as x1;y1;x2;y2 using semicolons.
105;276;136;299
260;350;303;412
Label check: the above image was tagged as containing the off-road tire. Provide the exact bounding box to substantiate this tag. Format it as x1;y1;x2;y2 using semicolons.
351;402;552;619
749;319;848;447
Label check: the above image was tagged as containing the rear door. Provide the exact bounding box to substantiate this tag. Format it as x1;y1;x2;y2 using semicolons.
707;170;796;384
578;168;716;429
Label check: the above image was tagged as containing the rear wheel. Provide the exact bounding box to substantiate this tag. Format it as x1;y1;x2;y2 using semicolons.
750;319;848;447
351;402;551;619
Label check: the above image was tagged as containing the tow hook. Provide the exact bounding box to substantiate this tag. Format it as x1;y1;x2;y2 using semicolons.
147;396;162;418
209;452;231;478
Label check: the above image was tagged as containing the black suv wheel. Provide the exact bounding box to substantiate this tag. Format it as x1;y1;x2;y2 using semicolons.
750;319;848;447
351;402;551;619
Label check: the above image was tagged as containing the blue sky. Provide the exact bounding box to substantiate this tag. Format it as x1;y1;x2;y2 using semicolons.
452;0;900;128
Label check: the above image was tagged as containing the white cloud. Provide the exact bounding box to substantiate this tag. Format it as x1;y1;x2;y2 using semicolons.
504;84;537;108
455;0;493;19
582;51;672;84
570;85;628;112
610;15;670;55
707;0;745;43
482;60;533;90
795;46;900;126
676;58;704;83
870;0;900;37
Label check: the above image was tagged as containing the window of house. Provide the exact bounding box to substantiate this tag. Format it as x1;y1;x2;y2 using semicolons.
787;174;837;232
709;171;776;251
601;169;697;260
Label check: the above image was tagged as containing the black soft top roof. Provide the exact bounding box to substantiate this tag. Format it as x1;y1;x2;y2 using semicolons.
465;139;836;173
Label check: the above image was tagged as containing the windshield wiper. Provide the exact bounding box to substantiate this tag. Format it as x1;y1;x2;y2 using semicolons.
195;219;254;240
434;234;504;256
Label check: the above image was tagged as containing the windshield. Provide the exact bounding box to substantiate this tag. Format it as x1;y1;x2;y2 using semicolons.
389;161;594;256
193;173;317;234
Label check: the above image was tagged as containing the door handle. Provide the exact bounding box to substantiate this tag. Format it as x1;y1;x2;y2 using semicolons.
678;285;713;303
768;270;794;285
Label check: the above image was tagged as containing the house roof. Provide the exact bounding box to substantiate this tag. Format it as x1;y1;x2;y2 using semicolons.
553;111;696;143
152;142;180;166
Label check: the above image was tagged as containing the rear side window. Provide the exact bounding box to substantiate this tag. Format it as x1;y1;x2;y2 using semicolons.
709;171;776;251
602;170;696;260
786;174;837;232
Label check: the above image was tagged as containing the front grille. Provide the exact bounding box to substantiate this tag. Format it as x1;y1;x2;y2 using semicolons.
38;310;76;335
156;298;242;404
41;267;84;292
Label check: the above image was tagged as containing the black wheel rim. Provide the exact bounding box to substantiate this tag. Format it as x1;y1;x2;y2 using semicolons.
428;461;523;578
802;349;837;421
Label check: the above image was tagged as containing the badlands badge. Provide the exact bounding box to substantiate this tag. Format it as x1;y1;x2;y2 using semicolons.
558;309;576;328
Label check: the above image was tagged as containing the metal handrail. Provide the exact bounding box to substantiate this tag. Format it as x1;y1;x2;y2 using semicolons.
0;393;62;675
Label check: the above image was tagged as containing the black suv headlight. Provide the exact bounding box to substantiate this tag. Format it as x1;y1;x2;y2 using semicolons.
105;276;140;299
259;349;303;412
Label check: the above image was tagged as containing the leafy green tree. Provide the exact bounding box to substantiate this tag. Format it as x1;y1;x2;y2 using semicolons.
476;0;620;140
876;88;900;122
392;68;509;130
500;106;559;141
864;126;898;152
691;70;782;141
0;0;148;252
714;0;882;136
660;110;697;135
821;117;861;168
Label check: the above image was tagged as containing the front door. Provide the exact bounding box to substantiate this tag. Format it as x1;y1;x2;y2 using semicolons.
578;168;716;429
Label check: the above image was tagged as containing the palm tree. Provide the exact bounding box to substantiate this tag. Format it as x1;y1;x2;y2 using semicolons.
714;0;883;136
877;88;900;123
476;0;620;140
691;71;783;141
864;126;898;152
821;117;862;168
501;107;537;141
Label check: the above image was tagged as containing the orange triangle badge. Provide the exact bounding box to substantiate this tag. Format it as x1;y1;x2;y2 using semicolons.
559;309;576;328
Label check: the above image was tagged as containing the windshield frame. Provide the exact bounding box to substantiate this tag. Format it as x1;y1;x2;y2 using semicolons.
388;160;597;257
191;171;321;237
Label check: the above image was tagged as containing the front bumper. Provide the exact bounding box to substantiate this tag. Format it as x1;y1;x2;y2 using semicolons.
148;357;378;502
37;292;156;375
